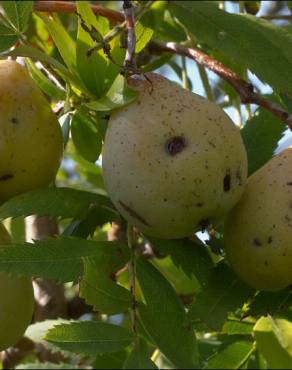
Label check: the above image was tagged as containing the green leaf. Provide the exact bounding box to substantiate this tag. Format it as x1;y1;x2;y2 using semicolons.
63;206;119;238
71;107;102;162
149;237;214;288
94;351;128;369
0;187;112;220
25;58;66;100
188;263;254;330
38;14;77;76
0;22;17;52
205;341;254;369
221;321;253;336
241;108;286;176
0;237;127;282
170;1;292;93
1;0;33;32
137;259;199;369
45;321;134;355
16;363;79;369
248;290;292;318
85;75;138;111
76;1;108;97
136;21;154;53
124;338;158;369
1;44;80;87
79;258;132;315
254;316;292;369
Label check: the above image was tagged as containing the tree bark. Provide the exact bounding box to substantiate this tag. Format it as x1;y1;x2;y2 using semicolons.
26;216;67;321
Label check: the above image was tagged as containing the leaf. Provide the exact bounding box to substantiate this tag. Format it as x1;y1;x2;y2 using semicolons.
248;290;292;318
71;107;102;162
1;44;80;87
170;1;292;94
241;108;286;176
0;237;127;282
0;187;112;220
205;341;254;369
221;321;253;336
137;259;199;369
0;22;17;52
148;237;214;288
188;263;255;330
136;21;154;53
94;351;128;369
85;75;138;112
254;316;292;369
63;206;119;239
45;321;134;355
39;14;77;77
79;258;132;315
25;58;66;100
1;0;33;32
76;1;108;97
16;363;79;370
124;338;158;369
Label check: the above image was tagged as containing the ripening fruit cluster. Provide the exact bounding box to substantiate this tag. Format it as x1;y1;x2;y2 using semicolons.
0;60;63;351
102;72;292;292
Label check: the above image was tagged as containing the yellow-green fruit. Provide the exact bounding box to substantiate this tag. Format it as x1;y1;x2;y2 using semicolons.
102;73;248;238
0;223;34;351
0;60;63;202
224;148;292;291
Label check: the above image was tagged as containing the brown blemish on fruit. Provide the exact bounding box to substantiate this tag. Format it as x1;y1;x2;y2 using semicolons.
10;117;19;124
267;236;273;244
287;182;292;186
253;238;262;247
165;136;186;156
236;168;243;186
196;202;204;207
119;200;150;226
223;171;231;192
0;174;14;181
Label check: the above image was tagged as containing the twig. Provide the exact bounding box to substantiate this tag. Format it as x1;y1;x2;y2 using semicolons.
122;0;137;73
127;224;137;335
148;41;292;129
34;1;124;24
33;1;292;128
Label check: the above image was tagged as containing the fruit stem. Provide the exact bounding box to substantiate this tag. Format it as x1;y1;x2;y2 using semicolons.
127;223;137;335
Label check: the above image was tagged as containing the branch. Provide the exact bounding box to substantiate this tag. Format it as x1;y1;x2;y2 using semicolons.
34;1;124;24
148;41;292;129
33;1;292;129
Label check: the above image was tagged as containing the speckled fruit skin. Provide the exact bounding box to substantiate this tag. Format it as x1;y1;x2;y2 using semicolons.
102;73;248;238
0;60;63;202
0;223;34;351
224;148;292;291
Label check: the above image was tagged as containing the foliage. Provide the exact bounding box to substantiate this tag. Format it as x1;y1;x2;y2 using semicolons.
0;1;291;369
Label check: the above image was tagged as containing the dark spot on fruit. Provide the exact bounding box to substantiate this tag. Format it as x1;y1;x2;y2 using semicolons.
236;168;243;185
223;171;231;192
165;136;186;156
0;173;14;181
267;236;273;244
287;182;292;186
196;202;204;207
10;117;19;124
264;260;268;266
253;238;262;247
119;200;150;226
198;218;210;231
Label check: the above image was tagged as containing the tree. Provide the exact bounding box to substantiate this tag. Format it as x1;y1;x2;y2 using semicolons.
0;0;291;369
